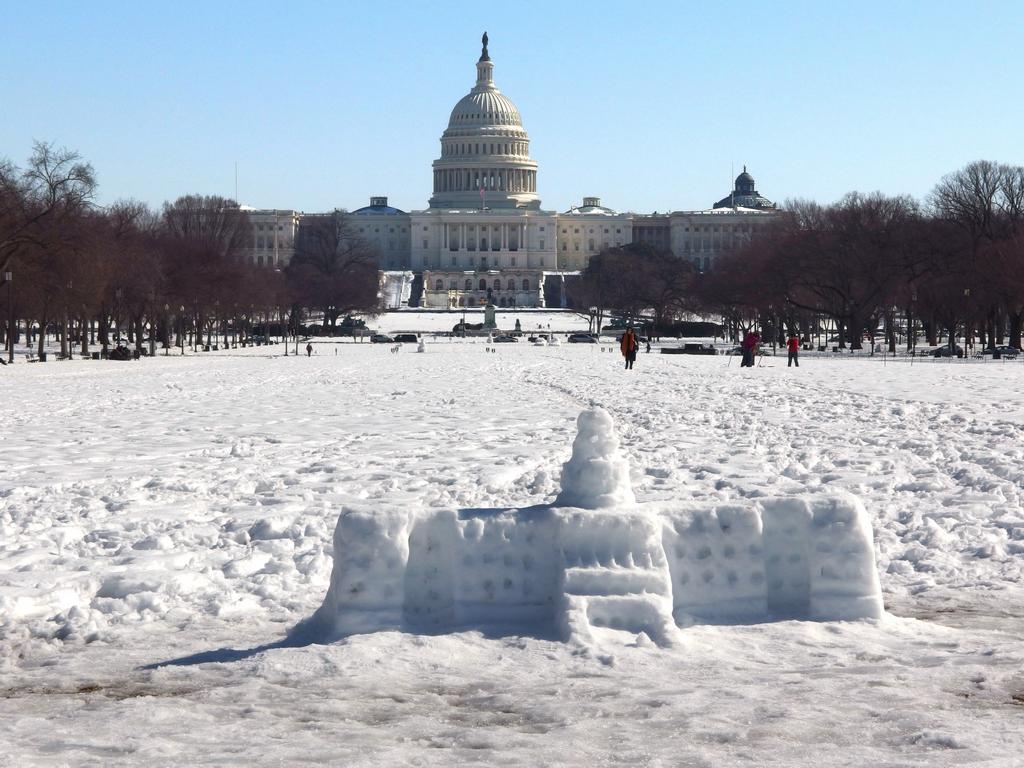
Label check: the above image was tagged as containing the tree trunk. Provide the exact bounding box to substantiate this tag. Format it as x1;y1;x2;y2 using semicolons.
81;317;89;357
37;315;46;358
60;311;69;357
1009;310;1022;351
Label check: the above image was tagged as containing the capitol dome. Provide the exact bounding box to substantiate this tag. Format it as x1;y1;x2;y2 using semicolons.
447;89;522;129
429;33;540;210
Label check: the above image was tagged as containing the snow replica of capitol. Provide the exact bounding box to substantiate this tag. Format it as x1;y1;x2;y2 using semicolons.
303;409;883;648
245;33;778;309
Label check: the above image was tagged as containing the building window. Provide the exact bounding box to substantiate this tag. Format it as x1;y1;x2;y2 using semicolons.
479;278;487;290
539;239;545;250
510;256;516;266
465;279;472;290
423;239;428;249
562;242;567;251
522;278;530;290
588;239;595;251
435;279;443;290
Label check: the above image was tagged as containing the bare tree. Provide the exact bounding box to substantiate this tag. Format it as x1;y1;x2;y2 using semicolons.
287;212;380;331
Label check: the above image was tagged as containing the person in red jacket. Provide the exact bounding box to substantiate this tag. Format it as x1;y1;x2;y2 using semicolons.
786;333;800;367
740;331;761;368
620;327;638;370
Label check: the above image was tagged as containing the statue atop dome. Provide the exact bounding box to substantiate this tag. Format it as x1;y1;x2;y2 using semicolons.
481;31;489;61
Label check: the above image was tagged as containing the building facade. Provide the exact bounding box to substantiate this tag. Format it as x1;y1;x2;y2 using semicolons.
243;34;779;306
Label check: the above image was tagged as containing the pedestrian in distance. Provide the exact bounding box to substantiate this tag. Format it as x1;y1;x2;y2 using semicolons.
740;330;761;368
306;342;313;357
645;339;652;354
786;333;800;367
620;327;639;370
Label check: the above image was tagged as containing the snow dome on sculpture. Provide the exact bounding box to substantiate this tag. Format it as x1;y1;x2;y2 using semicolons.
305;408;884;649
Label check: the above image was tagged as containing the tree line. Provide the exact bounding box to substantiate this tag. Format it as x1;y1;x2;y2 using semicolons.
0;142;380;359
571;160;1024;352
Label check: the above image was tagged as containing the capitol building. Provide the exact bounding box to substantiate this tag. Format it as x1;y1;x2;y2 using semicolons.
245;34;777;309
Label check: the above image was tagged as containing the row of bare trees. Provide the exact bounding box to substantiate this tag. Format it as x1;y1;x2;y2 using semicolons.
1;143;380;360
573;161;1024;352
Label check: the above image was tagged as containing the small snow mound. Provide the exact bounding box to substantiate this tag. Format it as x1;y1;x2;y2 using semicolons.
248;517;296;541
555;408;635;509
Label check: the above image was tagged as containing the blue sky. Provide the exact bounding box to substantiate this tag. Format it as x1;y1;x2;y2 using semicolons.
3;1;1021;214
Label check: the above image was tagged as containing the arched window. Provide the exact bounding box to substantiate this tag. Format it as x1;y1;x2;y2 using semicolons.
493;279;501;290
450;279;458;290
522;278;530;290
479;278;487;290
434;279;443;291
465;279;472;290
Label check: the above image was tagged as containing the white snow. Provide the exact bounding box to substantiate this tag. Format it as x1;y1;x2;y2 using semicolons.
1;346;1023;765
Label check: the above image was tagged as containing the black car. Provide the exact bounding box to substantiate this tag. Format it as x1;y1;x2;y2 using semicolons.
370;333;394;344
930;345;963;358
394;333;419;343
982;345;1020;359
567;333;599;344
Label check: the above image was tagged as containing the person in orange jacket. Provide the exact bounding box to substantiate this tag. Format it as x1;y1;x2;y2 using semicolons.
786;333;800;367
620;327;638;370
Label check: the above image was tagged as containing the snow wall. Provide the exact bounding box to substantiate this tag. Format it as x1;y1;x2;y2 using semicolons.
306;409;883;646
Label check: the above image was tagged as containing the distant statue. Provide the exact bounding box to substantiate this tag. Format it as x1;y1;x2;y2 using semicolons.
481;31;489;59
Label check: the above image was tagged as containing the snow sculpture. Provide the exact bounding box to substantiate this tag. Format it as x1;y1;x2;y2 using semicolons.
306;409;884;646
555;408;635;509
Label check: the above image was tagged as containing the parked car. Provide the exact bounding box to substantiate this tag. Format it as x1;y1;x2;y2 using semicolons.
492;335;518;343
981;345;1020;359
567;333;599;344
393;333;419;343
370;333;394;344
929;345;964;358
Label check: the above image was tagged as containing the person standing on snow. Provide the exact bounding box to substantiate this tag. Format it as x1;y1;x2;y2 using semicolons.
740;330;761;368
786;333;800;367
305;342;313;357
620;327;639;370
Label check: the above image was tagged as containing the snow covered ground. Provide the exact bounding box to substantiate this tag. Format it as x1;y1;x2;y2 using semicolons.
2;344;1023;766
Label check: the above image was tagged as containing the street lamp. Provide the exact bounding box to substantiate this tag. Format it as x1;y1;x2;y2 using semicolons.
179;305;185;355
163;303;170;356
4;270;12;364
65;280;74;360
149;291;157;358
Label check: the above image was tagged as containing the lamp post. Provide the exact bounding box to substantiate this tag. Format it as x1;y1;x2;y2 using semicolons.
65;280;74;360
163;303;170;356
149;291;157;358
179;305;185;355
4;270;12;364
